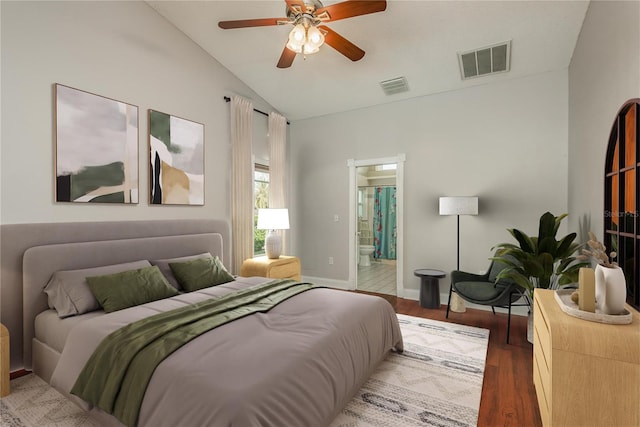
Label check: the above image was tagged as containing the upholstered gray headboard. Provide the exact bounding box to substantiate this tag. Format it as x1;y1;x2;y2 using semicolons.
22;233;225;370
0;219;231;372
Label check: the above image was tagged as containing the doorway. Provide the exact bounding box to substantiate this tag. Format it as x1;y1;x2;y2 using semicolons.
348;155;405;296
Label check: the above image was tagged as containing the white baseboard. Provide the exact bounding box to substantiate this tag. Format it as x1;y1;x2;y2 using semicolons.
304;276;529;317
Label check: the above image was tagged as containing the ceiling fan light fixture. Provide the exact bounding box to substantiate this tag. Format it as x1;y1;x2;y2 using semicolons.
306;26;324;47
286;35;305;53
289;23;306;43
286;42;303;53
303;44;320;54
286;21;324;55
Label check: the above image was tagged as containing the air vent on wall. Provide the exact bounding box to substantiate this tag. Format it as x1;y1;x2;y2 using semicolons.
458;40;511;80
380;76;409;95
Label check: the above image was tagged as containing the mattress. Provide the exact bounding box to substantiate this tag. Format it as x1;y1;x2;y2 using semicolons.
34;309;104;354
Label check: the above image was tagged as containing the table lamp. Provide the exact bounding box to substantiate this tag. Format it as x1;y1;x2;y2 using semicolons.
257;208;290;259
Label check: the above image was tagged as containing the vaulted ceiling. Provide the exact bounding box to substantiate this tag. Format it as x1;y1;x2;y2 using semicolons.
147;1;590;121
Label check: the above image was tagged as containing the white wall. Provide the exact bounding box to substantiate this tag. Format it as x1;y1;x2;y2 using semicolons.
0;1;275;225
290;70;571;297
568;0;640;240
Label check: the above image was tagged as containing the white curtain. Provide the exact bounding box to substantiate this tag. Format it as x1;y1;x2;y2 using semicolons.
231;96;254;274
268;112;288;252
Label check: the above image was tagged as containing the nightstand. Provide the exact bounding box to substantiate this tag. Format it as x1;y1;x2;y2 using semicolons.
240;256;301;281
1;323;9;397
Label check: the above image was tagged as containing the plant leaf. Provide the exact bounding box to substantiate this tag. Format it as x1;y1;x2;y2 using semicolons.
509;228;536;253
552;213;569;236
538;212;557;241
537;236;557;256
497;270;534;292
556;232;578;257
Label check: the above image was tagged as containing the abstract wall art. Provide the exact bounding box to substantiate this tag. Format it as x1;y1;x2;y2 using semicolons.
54;84;139;203
149;110;204;205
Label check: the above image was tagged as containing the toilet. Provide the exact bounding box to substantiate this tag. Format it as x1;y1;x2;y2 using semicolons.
359;245;375;266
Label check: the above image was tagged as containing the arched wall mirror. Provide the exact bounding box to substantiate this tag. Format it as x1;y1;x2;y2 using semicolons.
604;98;640;311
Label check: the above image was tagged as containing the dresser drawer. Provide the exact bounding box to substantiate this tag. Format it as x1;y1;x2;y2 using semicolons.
533;323;551;426
533;291;553;426
533;296;552;374
533;354;550;427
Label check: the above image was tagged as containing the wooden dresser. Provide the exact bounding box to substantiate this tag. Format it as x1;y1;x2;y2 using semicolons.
533;289;639;427
240;256;301;281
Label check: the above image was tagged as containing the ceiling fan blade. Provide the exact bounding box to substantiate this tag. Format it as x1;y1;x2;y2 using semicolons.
318;25;365;61
218;18;286;29
277;46;296;68
316;0;386;22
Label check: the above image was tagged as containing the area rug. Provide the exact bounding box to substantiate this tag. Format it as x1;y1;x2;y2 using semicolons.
1;314;489;427
330;314;489;426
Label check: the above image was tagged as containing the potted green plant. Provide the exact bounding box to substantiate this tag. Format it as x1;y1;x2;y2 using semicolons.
492;212;587;298
492;212;588;342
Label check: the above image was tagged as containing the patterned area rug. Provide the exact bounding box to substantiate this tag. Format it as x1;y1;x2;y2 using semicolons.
1;314;488;427
0;375;100;427
331;314;489;426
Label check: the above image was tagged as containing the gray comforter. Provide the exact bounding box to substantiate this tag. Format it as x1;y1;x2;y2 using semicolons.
50;277;403;427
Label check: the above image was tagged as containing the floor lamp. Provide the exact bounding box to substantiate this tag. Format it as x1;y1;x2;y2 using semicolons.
439;196;479;313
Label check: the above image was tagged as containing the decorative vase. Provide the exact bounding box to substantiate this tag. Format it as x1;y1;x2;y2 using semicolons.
594;264;626;315
450;293;466;313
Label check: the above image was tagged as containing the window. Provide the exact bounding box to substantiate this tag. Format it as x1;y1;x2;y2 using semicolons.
376;164;397;171
357;188;366;219
254;164;269;255
604;99;640;311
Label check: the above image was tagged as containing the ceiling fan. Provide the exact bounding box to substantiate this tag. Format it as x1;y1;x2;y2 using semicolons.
218;0;387;68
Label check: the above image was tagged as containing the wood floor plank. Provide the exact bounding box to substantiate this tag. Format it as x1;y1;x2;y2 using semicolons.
361;292;543;427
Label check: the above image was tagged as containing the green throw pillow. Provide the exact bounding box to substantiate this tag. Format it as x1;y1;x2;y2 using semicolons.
86;265;179;313
169;256;234;292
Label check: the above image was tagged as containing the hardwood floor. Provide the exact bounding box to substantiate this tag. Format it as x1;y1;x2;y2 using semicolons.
361;291;543;427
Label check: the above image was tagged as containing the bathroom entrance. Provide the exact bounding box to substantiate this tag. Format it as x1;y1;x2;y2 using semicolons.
348;155;404;296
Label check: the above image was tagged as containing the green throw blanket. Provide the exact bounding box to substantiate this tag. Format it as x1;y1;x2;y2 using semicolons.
71;279;323;427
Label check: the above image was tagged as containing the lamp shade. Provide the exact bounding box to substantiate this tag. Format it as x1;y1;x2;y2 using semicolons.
257;208;290;230
439;197;478;216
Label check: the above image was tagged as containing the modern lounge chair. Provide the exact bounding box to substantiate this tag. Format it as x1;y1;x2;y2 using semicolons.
446;256;529;343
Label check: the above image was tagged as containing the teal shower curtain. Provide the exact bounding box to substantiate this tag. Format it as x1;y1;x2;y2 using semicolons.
373;186;397;260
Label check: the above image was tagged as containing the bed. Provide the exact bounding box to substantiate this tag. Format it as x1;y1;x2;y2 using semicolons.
22;230;403;427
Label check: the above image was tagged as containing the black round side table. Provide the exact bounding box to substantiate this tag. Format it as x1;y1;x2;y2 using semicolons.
414;269;446;309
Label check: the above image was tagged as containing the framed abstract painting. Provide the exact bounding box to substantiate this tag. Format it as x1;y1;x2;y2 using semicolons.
149;110;204;205
54;84;139;203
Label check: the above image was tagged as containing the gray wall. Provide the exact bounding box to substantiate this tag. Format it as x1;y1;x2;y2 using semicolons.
568;0;640;239
0;1;275;225
0;1;277;370
290;70;571;297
